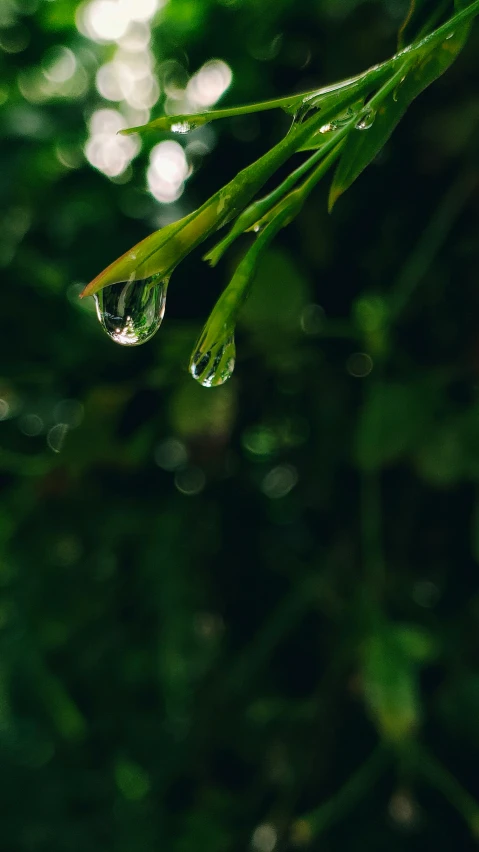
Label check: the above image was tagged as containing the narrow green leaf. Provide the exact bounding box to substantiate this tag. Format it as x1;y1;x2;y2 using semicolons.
120;72;374;136
329;26;471;210
119;97;304;136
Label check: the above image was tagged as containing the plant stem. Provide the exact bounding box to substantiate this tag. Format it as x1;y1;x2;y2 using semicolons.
205;128;349;265
292;745;388;840
410;742;479;834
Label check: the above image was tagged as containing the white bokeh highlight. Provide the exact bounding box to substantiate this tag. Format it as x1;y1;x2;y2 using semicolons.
85;108;140;177
147;140;189;203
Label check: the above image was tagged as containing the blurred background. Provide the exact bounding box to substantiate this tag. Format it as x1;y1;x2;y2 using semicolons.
1;0;479;849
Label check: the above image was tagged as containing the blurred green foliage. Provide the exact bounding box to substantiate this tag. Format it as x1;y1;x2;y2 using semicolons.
2;0;479;849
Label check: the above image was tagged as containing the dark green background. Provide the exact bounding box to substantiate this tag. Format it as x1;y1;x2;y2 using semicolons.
2;0;479;849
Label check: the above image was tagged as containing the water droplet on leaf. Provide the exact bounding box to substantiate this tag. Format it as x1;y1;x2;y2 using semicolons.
170;120;197;134
355;108;376;130
292;100;318;127
393;75;407;102
190;332;236;387
94;275;168;346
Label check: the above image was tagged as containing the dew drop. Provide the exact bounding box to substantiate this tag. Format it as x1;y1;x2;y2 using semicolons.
355;108;376;131
190;332;236;387
170;120;196;134
292;98;318;127
392;75;407;102
94;275;168;346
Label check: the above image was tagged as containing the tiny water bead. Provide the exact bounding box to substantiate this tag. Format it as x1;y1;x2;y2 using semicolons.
189;333;236;387
355;108;376;130
320;107;357;134
94;275;168;346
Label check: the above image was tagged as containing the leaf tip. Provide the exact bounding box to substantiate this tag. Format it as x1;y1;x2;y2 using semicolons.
328;185;342;213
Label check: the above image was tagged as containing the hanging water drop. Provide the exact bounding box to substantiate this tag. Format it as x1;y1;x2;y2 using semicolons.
94;275;168;346
355;108;376;130
190;332;236;387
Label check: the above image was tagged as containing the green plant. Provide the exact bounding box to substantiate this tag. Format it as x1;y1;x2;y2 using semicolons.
82;0;479;387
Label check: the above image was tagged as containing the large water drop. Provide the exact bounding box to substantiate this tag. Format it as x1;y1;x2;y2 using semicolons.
190;332;236;387
94;275;168;346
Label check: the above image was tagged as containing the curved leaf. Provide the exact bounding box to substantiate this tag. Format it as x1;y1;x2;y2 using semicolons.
329;26;471;210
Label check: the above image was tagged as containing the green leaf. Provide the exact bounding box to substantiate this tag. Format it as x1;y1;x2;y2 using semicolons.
356;381;438;471
329;26;471;210
392;624;438;662
361;628;420;741
119;74;369;137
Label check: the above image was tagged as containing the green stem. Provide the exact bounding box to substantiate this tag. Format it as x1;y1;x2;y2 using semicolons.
124;0;479;138
206;57;412;266
411;742;479;834
205;128;348;265
86;0;479;296
121;75;369;135
293;745;388;840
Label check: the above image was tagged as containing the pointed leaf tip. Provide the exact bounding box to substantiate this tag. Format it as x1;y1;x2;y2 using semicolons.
328;184;342;213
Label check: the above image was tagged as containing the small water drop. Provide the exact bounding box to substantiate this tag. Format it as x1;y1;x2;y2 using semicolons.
445;32;455;40
190;332;236;387
393;75;407;102
170;120;196;134
355;108;376;131
94;275;168;346
292;99;318;127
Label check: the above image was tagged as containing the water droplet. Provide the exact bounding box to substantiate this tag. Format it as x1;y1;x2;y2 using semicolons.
355;108;376;130
170;120;196;134
445;32;455;40
190;332;236;387
94;275;168;346
393;75;407;102
292;100;317;127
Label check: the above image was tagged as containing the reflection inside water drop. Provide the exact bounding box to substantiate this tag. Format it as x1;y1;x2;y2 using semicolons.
190;332;236;387
94;274;168;346
170;120;197;134
355;108;376;130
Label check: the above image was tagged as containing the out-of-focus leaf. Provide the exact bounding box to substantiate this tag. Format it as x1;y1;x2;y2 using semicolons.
437;673;479;746
329;26;471;209
240;246;310;333
361;627;420;741
356;381;437;470
392;623;438;662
